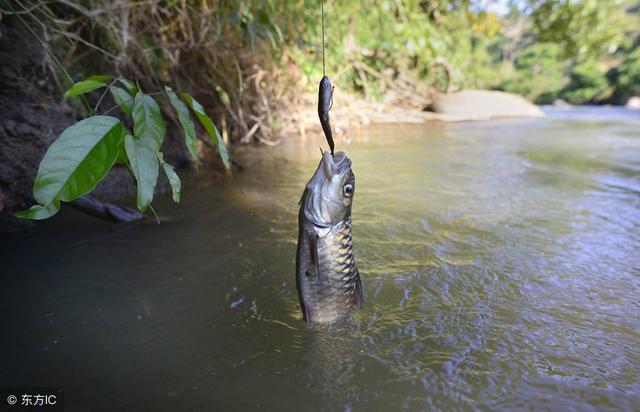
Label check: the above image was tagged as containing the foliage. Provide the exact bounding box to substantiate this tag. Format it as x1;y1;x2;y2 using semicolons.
11;0;524;122
560;63;611;104
180;93;231;170
15;75;230;220
5;0;640;147
529;0;632;61
489;1;638;104
609;47;640;103
500;43;567;103
15;116;124;220
9;0;290;144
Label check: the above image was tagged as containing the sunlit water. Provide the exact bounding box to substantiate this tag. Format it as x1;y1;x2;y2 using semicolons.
1;107;639;411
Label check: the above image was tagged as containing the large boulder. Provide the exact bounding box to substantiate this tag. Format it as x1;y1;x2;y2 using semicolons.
625;96;640;109
430;90;544;120
553;98;571;107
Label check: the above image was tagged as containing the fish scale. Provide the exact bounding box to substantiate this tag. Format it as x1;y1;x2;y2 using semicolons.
296;158;363;325
317;219;358;298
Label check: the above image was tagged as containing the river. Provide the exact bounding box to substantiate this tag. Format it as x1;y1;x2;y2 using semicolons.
1;107;639;411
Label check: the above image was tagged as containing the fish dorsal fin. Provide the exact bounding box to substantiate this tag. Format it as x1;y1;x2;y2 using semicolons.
304;232;321;286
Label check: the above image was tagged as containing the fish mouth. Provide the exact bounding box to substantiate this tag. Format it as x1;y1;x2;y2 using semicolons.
321;151;351;178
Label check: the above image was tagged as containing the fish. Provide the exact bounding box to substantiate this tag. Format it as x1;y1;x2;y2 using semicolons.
318;75;335;154
296;150;363;325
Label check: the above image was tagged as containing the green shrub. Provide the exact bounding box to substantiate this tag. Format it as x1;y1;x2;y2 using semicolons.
609;47;640;103
560;63;611;104
15;75;230;221
500;43;567;103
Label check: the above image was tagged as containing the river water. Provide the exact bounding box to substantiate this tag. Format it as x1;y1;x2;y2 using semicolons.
1;107;639;411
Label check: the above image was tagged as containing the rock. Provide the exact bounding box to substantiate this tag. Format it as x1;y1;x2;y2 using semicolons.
625;96;640;109
553;99;571;107
430;90;544;120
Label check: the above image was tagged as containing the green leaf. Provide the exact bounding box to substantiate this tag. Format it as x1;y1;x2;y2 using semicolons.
163;163;181;203
33;116;125;206
119;78;138;96
180;92;231;171
14;200;60;220
64;80;107;98
110;86;133;117
86;75;113;83
165;87;198;168
158;152;181;203
116;136;129;164
133;92;166;152
125;134;159;211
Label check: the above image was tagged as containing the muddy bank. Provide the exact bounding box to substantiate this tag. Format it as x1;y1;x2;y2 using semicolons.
0;21;81;229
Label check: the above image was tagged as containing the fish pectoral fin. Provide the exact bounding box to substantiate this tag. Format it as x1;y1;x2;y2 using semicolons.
301;302;312;327
353;268;364;309
309;233;321;285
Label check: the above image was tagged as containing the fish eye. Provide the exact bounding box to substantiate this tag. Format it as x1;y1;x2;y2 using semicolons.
343;183;354;197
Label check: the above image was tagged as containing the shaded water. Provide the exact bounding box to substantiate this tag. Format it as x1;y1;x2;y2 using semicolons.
1;107;639;411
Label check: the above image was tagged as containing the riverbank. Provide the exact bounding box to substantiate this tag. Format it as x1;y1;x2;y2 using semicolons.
275;88;545;146
0;18;630;231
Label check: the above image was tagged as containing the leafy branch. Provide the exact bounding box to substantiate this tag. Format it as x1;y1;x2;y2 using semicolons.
15;75;231;221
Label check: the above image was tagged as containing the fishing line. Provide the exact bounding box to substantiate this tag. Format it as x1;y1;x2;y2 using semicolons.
318;0;334;155
321;0;325;75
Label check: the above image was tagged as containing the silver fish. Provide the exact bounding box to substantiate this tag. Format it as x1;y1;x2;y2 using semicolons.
296;151;363;325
